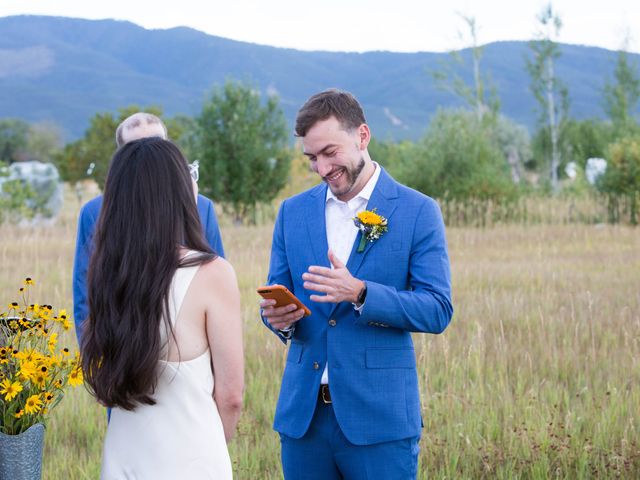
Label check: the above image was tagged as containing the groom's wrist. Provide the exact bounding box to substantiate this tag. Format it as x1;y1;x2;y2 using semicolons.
352;281;367;309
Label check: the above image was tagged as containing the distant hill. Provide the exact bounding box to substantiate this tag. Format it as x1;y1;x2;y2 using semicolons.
1;15;638;141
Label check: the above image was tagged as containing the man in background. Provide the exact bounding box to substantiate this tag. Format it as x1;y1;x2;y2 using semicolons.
73;112;225;341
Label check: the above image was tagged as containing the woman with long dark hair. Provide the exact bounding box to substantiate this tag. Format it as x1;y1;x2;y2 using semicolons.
81;137;243;479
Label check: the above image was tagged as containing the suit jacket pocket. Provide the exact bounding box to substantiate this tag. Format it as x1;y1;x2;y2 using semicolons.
365;348;416;369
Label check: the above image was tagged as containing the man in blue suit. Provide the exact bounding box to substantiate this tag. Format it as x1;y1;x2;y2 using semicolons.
261;90;453;479
73;112;225;342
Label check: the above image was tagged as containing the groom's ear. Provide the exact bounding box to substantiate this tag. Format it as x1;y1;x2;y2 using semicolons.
357;124;371;150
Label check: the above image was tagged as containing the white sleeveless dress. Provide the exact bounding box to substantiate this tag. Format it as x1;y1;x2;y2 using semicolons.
101;258;233;479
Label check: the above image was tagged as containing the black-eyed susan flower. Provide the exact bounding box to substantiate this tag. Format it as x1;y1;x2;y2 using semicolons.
0;379;23;401
33;371;48;389
1;281;80;434
18;360;37;381
24;394;43;414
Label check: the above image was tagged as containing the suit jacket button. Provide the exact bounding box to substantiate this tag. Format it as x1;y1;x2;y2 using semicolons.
328;319;337;327
313;362;320;370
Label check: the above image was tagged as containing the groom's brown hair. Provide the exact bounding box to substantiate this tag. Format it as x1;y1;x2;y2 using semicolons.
295;89;367;137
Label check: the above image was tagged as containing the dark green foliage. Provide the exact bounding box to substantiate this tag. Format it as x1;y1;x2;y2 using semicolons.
532;119;613;175
195;81;292;223
54;105;188;190
598;136;640;224
395;109;518;202
0;119;29;163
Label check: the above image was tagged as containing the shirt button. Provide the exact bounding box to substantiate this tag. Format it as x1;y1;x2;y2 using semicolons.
313;362;320;370
328;319;337;327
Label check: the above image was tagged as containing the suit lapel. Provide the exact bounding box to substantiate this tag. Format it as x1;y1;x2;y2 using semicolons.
305;184;331;269
345;168;399;276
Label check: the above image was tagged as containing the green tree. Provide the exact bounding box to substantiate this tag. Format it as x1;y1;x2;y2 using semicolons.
56;105;173;191
195;80;292;223
399;108;516;204
432;14;500;121
26;122;63;163
0;119;29;163
603;48;640;135
598;136;640;224
526;3;569;193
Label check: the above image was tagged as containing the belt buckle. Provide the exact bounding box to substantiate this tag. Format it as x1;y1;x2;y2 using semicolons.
320;385;332;404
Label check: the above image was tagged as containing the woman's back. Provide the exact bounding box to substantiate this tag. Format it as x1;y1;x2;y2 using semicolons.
100;254;234;480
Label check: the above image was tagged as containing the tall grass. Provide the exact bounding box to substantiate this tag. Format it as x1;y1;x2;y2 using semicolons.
0;185;638;479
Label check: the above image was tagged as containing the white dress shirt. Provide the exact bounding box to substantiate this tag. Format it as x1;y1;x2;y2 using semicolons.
321;162;381;384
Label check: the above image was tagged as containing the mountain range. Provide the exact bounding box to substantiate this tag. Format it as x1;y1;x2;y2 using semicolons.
1;15;638;141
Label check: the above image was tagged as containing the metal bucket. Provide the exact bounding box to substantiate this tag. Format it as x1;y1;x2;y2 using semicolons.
0;423;45;480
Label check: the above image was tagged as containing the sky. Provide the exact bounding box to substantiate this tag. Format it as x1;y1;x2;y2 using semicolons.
1;0;638;53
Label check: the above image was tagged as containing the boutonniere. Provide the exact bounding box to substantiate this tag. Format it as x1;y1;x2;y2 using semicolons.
353;208;388;253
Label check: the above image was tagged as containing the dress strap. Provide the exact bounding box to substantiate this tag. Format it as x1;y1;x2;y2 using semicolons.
167;251;201;329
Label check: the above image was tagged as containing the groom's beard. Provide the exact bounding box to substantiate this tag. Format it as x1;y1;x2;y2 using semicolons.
323;156;366;198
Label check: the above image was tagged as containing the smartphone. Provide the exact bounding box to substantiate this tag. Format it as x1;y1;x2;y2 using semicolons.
257;285;311;317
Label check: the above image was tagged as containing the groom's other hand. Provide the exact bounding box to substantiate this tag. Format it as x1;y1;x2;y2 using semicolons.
303;250;365;304
260;299;305;330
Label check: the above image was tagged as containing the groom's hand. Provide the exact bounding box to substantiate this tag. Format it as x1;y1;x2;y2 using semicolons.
260;299;305;330
303;250;365;303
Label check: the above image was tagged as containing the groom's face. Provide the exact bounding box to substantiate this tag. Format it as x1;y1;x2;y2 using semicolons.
302;116;369;202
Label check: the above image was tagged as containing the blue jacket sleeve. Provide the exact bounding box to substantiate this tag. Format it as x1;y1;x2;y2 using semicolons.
261;201;294;344
198;195;225;258
355;198;453;333
72;203;98;345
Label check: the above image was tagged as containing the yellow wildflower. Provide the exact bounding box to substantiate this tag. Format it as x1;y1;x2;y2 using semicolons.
15;409;24;419
60;347;70;357
24;277;34;286
68;366;83;387
44;392;54;403
357;210;384;225
0;379;23;401
47;332;58;354
18;360;37;381
62;318;71;331
33;367;49;389
24;394;43;414
15;348;41;363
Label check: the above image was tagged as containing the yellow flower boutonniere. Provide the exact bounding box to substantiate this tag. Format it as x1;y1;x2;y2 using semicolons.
353;208;388;253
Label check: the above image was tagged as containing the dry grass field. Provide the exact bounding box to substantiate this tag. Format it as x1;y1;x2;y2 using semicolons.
1;184;638;479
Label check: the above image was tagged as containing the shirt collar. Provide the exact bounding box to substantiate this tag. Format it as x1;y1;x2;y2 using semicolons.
325;161;381;205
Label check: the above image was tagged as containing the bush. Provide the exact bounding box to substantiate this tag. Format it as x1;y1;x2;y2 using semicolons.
599;136;640;224
399;109;517;203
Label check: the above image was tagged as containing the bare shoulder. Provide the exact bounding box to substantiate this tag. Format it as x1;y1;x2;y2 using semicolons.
197;257;239;294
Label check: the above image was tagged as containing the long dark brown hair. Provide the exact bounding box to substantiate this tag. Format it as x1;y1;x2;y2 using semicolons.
81;137;216;410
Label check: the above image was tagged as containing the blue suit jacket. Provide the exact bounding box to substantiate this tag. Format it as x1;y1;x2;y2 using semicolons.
263;168;453;445
72;193;225;342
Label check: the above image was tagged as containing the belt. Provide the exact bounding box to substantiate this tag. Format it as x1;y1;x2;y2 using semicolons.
319;384;332;404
